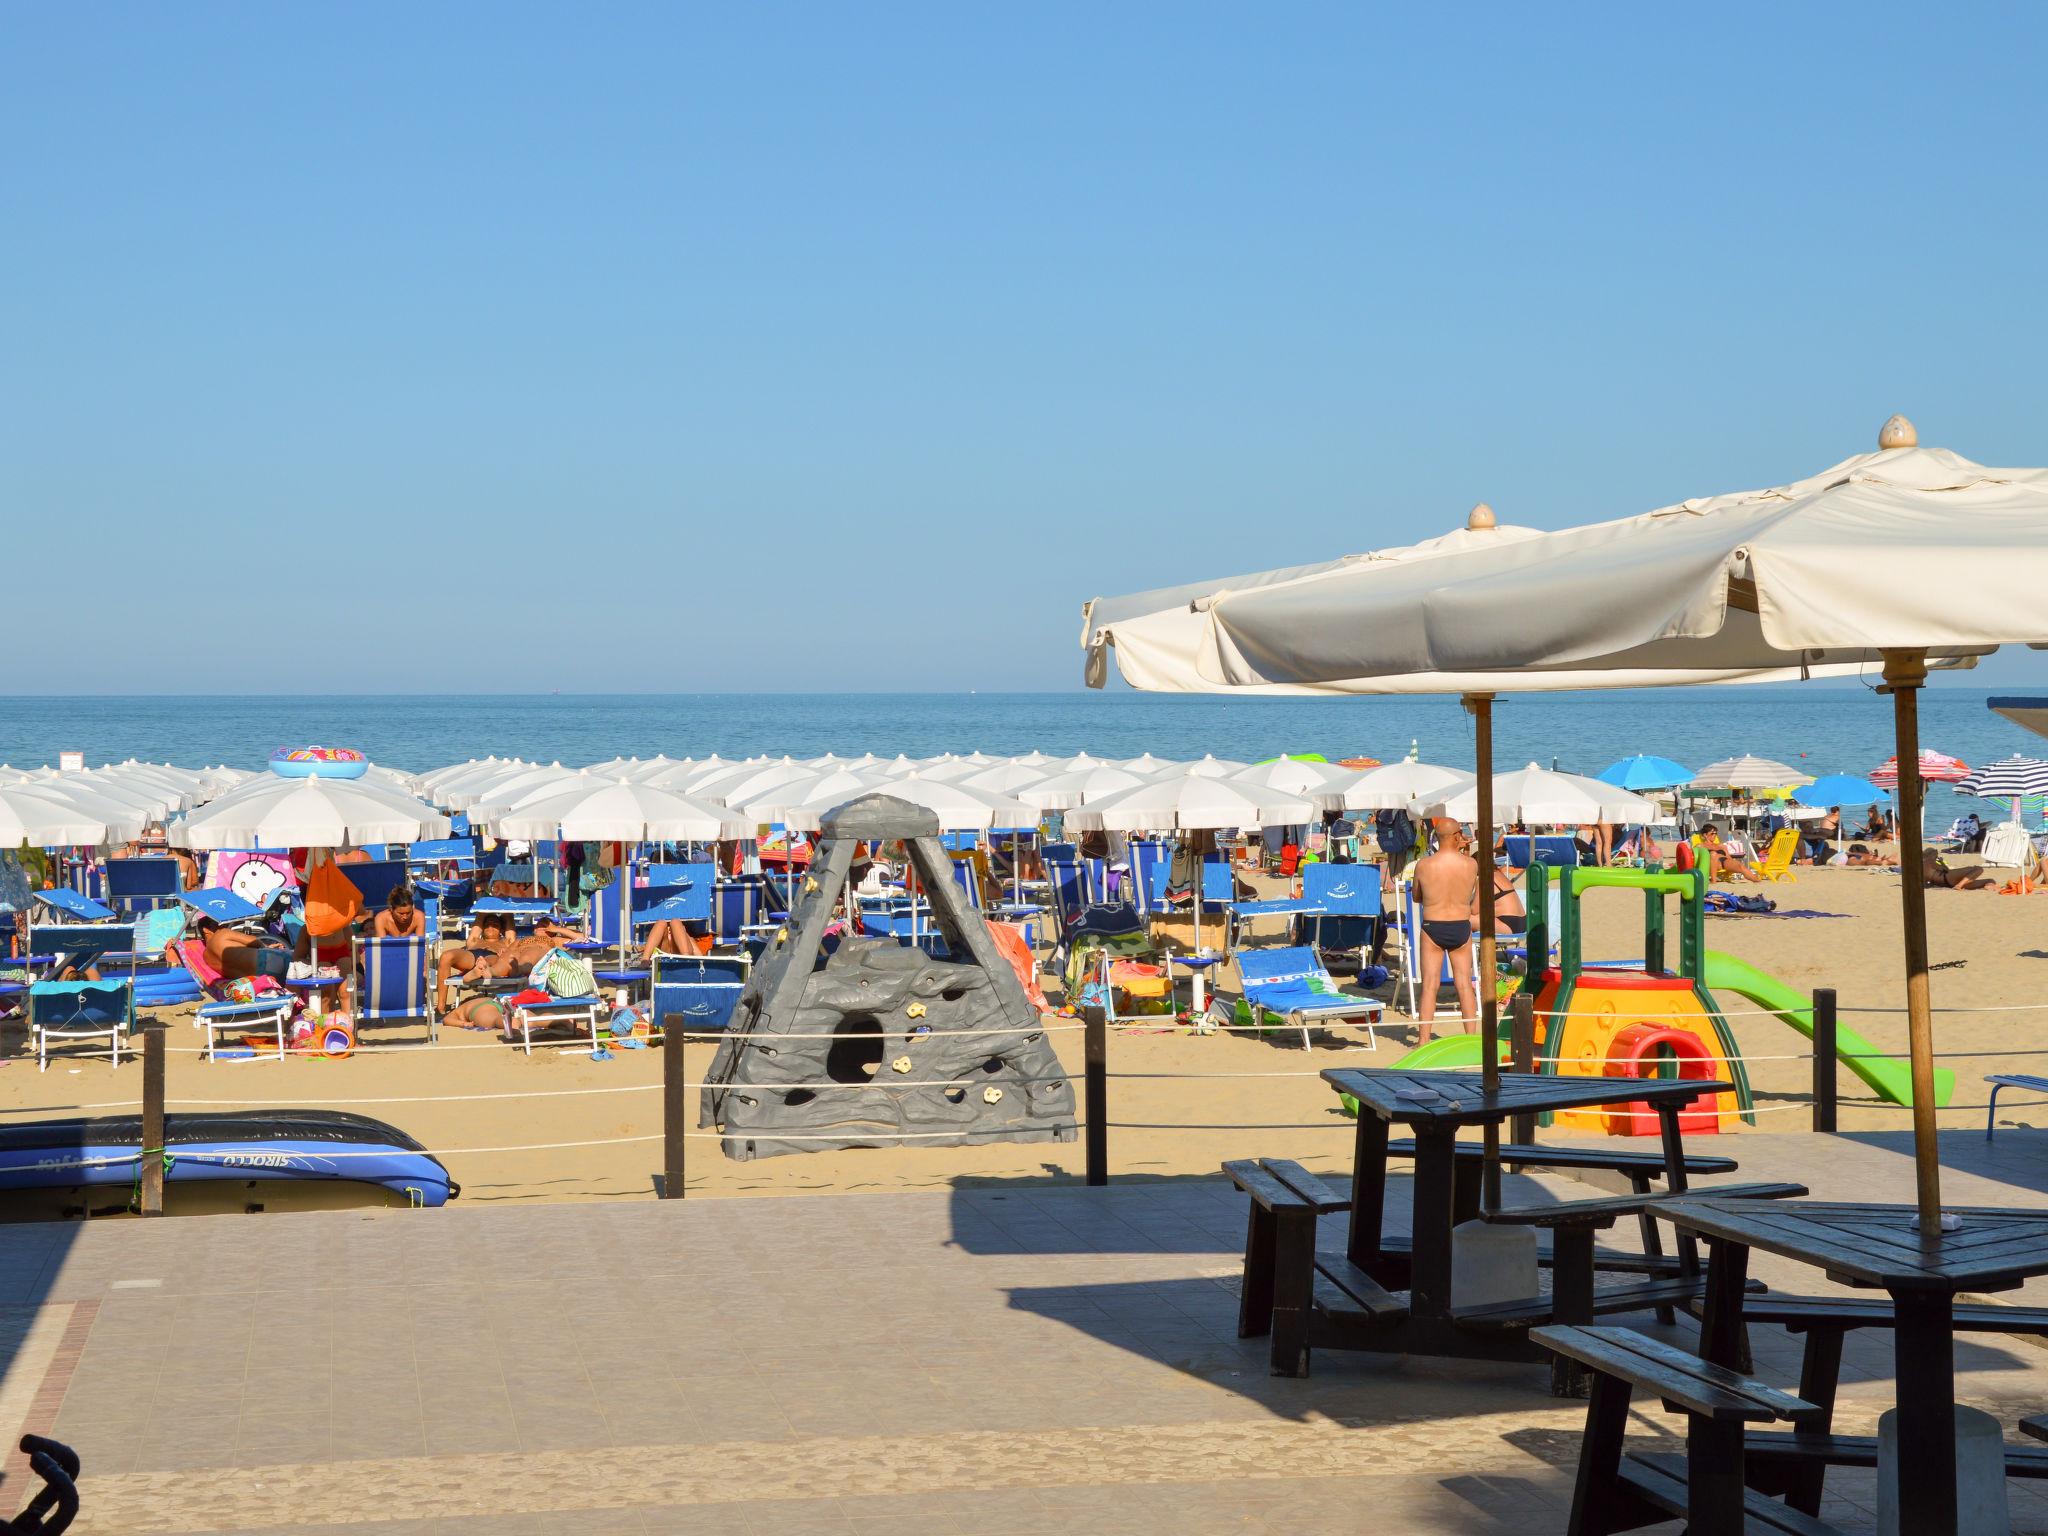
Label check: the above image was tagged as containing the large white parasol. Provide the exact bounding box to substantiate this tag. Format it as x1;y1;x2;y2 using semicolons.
172;773;449;850
1194;416;2048;1236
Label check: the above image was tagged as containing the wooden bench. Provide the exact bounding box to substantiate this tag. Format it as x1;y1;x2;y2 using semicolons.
2022;1414;2048;1443
1386;1138;1740;1308
1487;1183;1806;1394
1532;1324;1839;1535
1223;1157;1405;1376
1739;1293;2048;1512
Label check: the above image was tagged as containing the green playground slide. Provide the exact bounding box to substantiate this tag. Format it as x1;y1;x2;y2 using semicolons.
1703;951;1953;1108
1390;1034;1510;1072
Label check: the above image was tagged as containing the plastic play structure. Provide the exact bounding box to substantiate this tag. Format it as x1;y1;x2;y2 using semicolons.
1388;865;1953;1130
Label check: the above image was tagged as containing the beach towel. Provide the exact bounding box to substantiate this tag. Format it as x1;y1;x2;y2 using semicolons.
133;907;185;957
303;860;364;938
210;851;296;909
988;921;1050;1012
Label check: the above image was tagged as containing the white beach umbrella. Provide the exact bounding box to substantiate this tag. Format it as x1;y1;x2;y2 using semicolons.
1229;757;1356;799
730;768;885;824
1119;752;1181;776
691;758;818;806
1064;769;1310;832
28;770;179;825
1688;755;1812;791
1183;754;1248;779
172;774;449;850
464;763;588;820
1421;764;1657;826
1015;764;1151;811
1337;759;1467;811
785;772;1033;833
430;759;539;808
0;783;137;846
959;761;1057;795
1189;416;2048;1237
491;779;750;842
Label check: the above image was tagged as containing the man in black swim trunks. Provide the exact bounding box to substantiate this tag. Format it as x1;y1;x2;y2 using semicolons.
1412;824;1479;1045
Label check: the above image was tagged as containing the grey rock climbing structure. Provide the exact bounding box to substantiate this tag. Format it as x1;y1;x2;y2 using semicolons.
699;794;1077;1160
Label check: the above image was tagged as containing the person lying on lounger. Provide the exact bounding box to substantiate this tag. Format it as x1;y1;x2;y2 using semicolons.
436;910;515;1010
640;918;709;964
194;917;293;981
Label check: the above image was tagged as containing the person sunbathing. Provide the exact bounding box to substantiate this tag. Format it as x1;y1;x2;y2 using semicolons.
437;911;516;1010
1699;826;1757;883
1836;842;1887;867
442;995;505;1032
195;917;292;981
370;884;429;940
640;918;709;964
1923;850;1995;890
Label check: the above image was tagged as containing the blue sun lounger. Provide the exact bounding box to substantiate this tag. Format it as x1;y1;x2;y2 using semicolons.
356;936;438;1042
1226;862;1383;949
651;954;748;1035
1233;945;1382;1051
29;979;136;1071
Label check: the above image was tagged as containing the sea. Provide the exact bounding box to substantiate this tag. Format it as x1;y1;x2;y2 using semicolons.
2;688;2042;827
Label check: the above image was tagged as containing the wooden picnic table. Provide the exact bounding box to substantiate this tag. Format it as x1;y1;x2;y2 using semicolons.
1313;1068;1731;1370
1662;1196;2048;1536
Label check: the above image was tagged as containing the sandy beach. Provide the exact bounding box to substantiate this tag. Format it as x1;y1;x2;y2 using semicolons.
5;865;2042;1210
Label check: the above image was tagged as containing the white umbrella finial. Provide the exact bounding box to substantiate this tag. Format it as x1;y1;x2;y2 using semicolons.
1879;413;1918;450
1466;502;1496;531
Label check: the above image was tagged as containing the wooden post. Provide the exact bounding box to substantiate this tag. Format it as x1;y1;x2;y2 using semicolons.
140;1023;165;1218
1881;647;1943;1234
662;1022;686;1199
1811;987;1838;1134
1509;993;1536;1146
1083;1004;1108;1186
1464;689;1501;1210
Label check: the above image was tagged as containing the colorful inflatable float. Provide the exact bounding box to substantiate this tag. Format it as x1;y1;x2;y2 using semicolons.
0;1110;455;1218
269;746;368;780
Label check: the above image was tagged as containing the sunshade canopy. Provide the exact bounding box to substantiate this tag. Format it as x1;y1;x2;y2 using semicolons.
1792;774;1886;808
1689;755;1812;791
1596;754;1694;791
1421;764;1657;826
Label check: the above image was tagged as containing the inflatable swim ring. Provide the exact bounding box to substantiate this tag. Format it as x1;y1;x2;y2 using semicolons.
270;747;369;780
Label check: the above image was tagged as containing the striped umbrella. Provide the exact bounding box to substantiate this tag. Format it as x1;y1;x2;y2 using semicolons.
1955;755;2048;800
1688;755;1812;790
1870;750;1972;788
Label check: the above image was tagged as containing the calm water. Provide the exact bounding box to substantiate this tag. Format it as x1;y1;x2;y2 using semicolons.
2;688;2041;824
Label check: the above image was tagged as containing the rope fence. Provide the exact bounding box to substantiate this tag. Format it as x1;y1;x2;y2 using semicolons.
21;976;2048;1214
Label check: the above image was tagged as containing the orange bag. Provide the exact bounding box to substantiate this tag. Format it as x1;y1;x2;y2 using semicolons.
303;860;364;937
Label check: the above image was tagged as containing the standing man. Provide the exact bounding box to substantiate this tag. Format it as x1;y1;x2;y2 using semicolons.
1412;822;1479;1045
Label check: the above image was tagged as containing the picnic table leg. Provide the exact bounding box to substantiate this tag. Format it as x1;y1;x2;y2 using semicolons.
1656;1103;1702;1283
1627;1172;1676;1324
1686;1414;1748;1536
1237;1201;1276;1340
1549;1226;1597;1398
1269;1204;1317;1378
1407;1123;1458;1318
1892;1287;1959;1536
1783;1325;1845;1516
1346;1111;1388;1272
1696;1238;1750;1372
1566;1372;1633;1536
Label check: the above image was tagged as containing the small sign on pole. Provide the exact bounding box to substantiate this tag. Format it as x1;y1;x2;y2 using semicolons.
58;751;84;772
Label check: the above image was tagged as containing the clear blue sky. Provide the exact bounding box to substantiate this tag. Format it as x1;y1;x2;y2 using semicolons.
5;4;2045;693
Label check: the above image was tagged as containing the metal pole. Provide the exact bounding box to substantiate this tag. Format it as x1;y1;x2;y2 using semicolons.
1465;692;1501;1211
1509;992;1536;1146
663;1012;687;1199
140;1022;165;1217
1811;987;1838;1134
1083;1003;1108;1186
1881;648;1943;1234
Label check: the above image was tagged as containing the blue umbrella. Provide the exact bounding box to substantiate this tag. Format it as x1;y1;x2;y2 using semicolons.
1595;754;1693;791
1793;774;1884;808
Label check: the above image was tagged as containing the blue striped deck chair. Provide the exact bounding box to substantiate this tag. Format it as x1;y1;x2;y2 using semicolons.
709;878;765;954
103;857;181;914
1127;840;1173;918
30;979;136;1070
651;954;748;1036
338;860;410;914
1234;946;1382;1051
355;935;437;1042
1504;835;1579;870
23;921;136;985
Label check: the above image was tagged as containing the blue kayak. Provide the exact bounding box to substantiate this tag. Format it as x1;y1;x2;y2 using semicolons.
0;1110;457;1209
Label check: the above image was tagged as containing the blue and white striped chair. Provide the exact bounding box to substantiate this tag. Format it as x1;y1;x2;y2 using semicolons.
356;936;437;1042
651;954;748;1036
29;979;136;1070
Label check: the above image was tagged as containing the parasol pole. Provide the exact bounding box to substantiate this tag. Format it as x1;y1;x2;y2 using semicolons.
1464;688;1501;1211
1881;647;1944;1235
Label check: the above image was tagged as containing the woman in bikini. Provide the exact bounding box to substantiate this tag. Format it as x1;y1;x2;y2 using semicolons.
1476;859;1526;936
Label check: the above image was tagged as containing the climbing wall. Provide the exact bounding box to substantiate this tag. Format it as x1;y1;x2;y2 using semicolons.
699;795;1078;1161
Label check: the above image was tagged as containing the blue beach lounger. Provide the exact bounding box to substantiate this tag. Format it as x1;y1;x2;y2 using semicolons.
1233;946;1382;1051
30;979;136;1071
